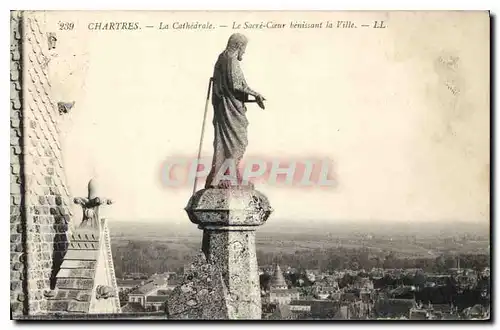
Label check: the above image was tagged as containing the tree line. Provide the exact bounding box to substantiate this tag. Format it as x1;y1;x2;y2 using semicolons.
111;240;489;278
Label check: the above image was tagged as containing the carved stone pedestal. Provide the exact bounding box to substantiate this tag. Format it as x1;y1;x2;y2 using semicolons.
185;188;272;319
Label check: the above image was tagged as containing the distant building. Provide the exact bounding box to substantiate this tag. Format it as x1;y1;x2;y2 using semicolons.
313;276;340;300
354;277;374;291
121;302;146;313
128;275;170;308
289;300;312;313
426;274;452;287
270;264;287;290
410;301;460;320
481;267;490;277
463;304;488;320
145;295;169;311
124;272;149;280
374;298;416;319
305;269;320;282
117;279;147;292
119;272;173;293
389;286;415;299
268;264;300;305
289;300;341;319
370;268;385;278
267;303;294;320
455;272;478;289
409;307;428;320
270;288;300;305
337;291;373;320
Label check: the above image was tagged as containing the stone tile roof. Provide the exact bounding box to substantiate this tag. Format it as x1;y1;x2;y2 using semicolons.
11;10;74;317
46;228;99;313
46;219;121;314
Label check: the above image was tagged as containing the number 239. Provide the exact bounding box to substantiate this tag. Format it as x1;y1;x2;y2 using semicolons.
58;21;74;30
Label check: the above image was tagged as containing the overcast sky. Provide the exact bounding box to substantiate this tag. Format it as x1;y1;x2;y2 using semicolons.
45;11;489;225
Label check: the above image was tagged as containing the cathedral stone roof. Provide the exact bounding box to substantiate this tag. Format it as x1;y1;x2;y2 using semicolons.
46;219;121;314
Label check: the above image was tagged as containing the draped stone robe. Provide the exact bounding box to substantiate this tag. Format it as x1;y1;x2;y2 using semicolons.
205;51;251;188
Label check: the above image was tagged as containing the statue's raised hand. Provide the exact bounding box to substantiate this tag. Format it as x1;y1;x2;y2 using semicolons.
256;94;266;110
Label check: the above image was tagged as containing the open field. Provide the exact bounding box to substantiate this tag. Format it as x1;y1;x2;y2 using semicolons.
109;219;490;258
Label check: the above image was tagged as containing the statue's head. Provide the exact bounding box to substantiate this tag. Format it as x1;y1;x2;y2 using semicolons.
226;33;248;61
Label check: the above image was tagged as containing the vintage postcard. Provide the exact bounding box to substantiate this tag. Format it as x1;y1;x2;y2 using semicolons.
10;10;490;320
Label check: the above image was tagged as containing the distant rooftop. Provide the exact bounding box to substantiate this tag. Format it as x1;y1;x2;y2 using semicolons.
117;279;145;287
270;288;299;294
146;295;169;303
121;302;146;313
129;277;168;295
270;264;287;289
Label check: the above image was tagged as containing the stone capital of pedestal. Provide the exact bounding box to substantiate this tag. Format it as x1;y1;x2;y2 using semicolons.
185;188;273;229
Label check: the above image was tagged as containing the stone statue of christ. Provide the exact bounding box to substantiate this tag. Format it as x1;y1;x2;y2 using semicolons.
205;33;266;189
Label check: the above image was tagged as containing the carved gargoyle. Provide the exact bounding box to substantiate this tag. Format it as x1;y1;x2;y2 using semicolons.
58;101;75;115
43;290;56;298
95;285;116;300
47;32;57;50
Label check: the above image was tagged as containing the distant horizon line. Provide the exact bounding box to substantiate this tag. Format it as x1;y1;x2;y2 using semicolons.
106;218;490;226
